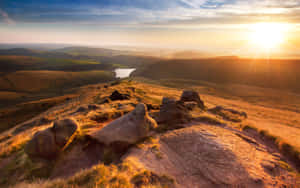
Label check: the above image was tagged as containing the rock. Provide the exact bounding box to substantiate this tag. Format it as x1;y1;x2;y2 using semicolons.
76;106;87;113
146;103;160;111
76;104;99;113
25;128;59;160
25;118;78;160
109;90;130;101
52;119;78;147
157;97;191;124
180;90;205;109
88;104;99;110
90;103;157;145
183;101;198;111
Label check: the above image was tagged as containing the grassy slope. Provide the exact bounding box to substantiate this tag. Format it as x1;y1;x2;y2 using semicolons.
0;80;299;187
132;57;300;93
2;70;114;93
53;46;131;57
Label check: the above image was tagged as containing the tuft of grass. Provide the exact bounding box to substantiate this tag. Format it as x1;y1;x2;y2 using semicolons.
131;170;174;188
194;114;225;126
88;109;123;123
278;160;294;172
0;149;54;187
0;134;30;158
241;124;258;132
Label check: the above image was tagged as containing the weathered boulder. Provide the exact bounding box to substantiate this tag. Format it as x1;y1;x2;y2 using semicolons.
25;128;59;160
109;90;130;101
90;103;157;145
52;119;78;147
25;118;78;160
180;90;205;109
183;101;198;111
157;97;191;124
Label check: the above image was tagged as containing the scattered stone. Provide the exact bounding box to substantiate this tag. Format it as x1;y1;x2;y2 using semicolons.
157;97;191;124
76;104;100;113
180;90;205;109
109;90;130;101
25;118;79;160
90;103;157;145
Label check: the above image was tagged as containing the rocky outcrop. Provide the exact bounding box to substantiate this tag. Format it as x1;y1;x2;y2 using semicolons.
124;125;286;187
157;97;191;124
180;90;205;109
25;118;78;160
90;103;157;145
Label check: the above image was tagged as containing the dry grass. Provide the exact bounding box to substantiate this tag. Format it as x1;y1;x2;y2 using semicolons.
12;162;174;188
0;94;76;133
0;133;31;158
240;123;300;171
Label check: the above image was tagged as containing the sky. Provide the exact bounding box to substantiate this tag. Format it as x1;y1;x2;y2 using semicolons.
0;0;300;58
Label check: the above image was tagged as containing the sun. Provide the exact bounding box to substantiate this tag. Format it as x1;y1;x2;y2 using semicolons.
249;23;286;50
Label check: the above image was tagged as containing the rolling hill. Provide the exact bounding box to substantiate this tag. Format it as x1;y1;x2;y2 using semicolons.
132;57;300;93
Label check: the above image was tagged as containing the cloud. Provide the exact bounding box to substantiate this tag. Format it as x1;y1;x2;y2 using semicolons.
0;8;15;24
1;0;300;27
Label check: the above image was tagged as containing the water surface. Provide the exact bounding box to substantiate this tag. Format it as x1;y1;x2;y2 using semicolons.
114;68;136;78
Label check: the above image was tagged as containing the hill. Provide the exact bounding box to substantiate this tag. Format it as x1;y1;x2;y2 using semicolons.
53;46;132;57
0;70;115;108
0;80;299;187
132;57;300;93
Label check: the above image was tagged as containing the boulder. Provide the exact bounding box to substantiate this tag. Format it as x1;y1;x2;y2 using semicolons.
52;119;78;147
183;101;198;111
25;118;78;160
180;90;205;109
109;90;130;101
90;103;157;145
25;128;59;160
157;97;191;124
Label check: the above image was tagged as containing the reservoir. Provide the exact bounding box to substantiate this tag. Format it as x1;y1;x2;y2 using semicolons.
114;68;136;78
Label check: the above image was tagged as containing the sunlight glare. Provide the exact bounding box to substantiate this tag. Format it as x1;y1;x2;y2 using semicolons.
249;23;287;50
